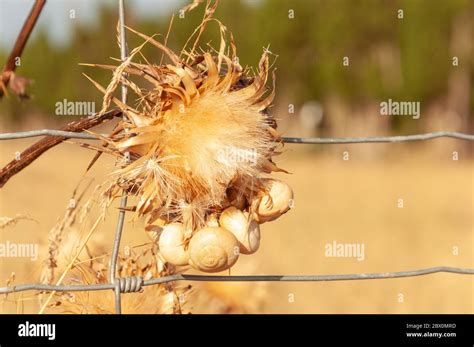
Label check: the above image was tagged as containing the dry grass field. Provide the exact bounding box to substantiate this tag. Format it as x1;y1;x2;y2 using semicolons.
0;138;472;313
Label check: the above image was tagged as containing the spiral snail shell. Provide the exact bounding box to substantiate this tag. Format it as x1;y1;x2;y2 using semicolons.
255;179;294;223
188;227;240;273
158;223;190;266
219;206;260;254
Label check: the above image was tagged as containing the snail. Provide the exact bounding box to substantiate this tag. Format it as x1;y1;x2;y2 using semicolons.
206;213;220;227
219;206;260;254
254;178;294;223
188;227;240;273
158;222;190;266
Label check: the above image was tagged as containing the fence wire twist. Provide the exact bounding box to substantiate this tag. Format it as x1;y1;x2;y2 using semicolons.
0;0;473;314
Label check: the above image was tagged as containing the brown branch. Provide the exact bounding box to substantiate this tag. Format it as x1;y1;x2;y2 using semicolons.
0;0;46;98
0;110;121;188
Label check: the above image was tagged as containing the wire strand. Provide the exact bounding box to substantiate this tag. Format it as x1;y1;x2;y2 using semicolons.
109;0;129;315
1;130;473;143
1;266;472;295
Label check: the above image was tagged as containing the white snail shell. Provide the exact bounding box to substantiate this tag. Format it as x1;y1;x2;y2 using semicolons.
219;206;260;254
206;213;220;227
158;223;190;266
255;179;294;223
188;227;240;273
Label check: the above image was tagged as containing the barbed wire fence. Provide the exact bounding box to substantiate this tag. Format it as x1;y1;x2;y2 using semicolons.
0;0;473;314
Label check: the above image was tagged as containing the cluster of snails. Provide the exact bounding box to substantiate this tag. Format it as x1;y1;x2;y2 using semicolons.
156;178;293;273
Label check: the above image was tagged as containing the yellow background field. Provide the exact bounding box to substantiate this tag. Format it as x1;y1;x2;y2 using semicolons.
1;139;472;313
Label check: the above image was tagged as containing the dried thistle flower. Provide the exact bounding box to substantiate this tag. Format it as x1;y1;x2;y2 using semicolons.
80;1;293;275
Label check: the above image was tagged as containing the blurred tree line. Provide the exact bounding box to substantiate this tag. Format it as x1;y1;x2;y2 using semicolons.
0;0;472;134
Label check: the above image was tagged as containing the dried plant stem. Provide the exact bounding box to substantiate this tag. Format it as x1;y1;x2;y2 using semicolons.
0;0;46;98
0;110;121;188
38;214;102;314
40;181;92;286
